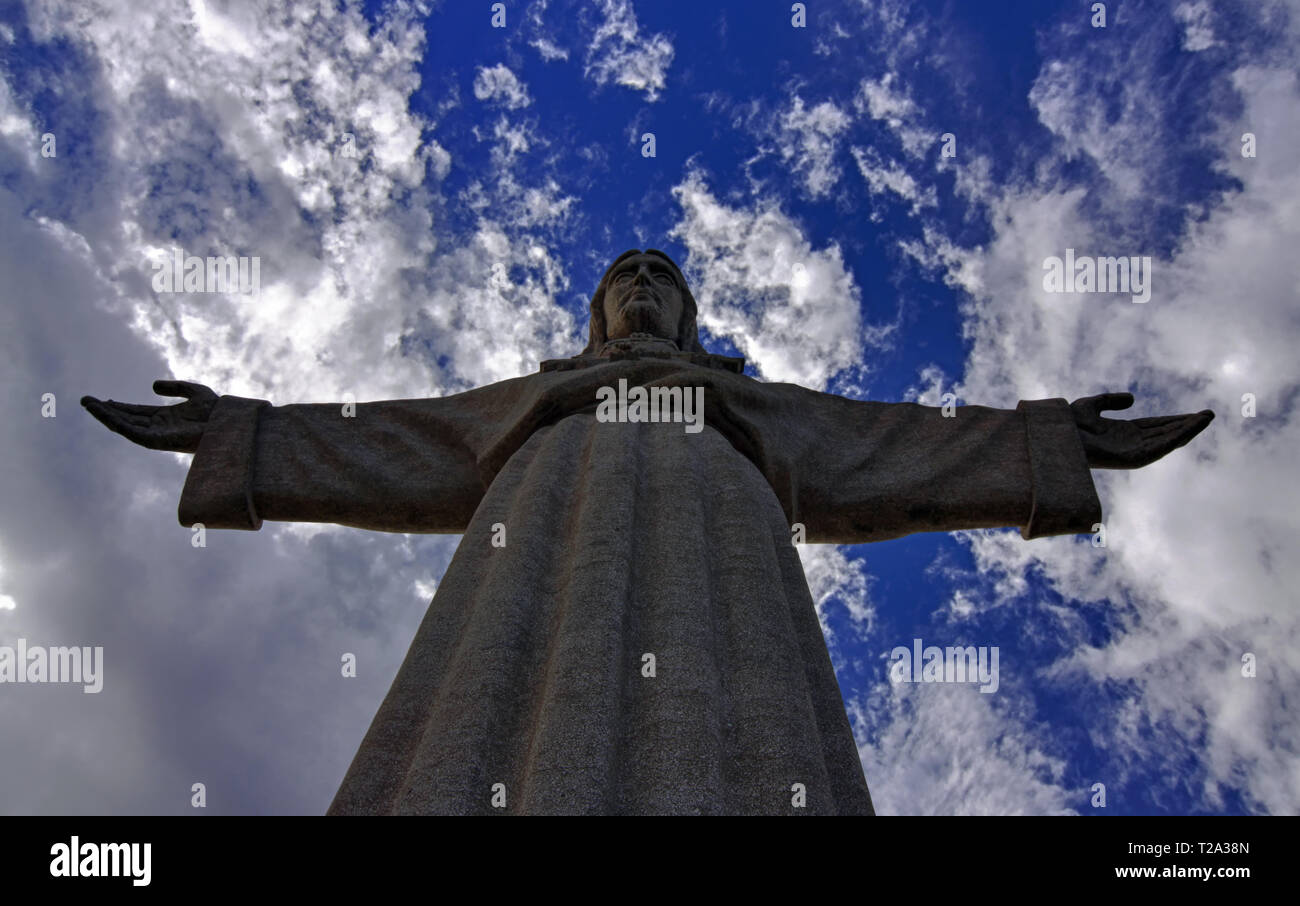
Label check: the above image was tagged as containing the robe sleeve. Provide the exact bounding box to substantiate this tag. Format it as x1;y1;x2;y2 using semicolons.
177;383;523;533
729;382;1103;544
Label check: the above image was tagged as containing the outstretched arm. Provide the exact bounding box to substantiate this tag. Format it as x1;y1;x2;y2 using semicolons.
721;380;1213;545
82;380;513;533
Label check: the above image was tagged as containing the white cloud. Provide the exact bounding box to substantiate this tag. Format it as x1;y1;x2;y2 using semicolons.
1025;18;1205;210
0;0;587;814
473;63;532;110
856;73;916;122
851;144;936;213
903;363;949;406
9;0;584;405
1174;1;1219;52
532;37;569;62
525;0;570;61
14;0;443;401
0;556;15;611
854;681;1077;815
188;0;257;58
900;27;1300;813
583;0;674;102
782;0;1300;816
0;66;41;169
668;170;878;389
854;73;933;158
798;544;875;654
776;96;851;199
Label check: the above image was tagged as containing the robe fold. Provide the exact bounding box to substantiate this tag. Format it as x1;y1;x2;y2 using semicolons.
176;352;1101;815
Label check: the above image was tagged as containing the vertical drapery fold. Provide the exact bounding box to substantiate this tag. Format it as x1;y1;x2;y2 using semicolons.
327;413;875;815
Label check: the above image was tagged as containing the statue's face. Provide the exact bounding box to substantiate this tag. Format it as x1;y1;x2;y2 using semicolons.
601;254;685;343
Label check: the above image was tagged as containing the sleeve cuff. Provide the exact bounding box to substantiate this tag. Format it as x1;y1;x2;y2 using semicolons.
1015;398;1103;539
178;395;270;530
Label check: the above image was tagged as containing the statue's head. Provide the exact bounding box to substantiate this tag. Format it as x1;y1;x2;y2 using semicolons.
583;249;707;355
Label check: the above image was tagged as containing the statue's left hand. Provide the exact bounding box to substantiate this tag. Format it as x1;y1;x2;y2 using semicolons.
1070;392;1213;469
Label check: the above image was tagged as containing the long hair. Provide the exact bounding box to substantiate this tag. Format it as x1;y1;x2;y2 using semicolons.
581;249;707;355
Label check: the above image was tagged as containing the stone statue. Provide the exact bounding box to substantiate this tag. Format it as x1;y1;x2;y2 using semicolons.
82;249;1213;815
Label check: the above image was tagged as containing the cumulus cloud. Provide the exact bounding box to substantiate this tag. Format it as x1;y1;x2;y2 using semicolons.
890;5;1300;814
668;170;885;389
13;0;583;406
754;0;1300;816
0;0;583;814
7;0;1293;820
0;167;469;813
14;0;436;403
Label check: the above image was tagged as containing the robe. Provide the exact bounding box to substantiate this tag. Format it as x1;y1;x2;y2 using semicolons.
176;346;1102;815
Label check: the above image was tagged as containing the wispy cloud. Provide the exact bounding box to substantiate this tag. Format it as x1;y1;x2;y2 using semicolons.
776;96;852;199
583;0;674;102
473;63;533;110
889;1;1300;814
854;681;1077;815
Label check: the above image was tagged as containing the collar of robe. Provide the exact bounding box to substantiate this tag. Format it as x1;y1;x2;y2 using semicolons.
539;334;745;375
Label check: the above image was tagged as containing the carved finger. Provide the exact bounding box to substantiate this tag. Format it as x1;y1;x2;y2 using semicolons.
1095;392;1135;413
1138;415;1212;462
80;396;154;416
1143;416;1192;438
82;397;127;429
83;399;147;443
1073;392;1132;428
153;379;211;400
1149;421;1196;449
1137;431;1179;460
1130;414;1187;429
103;400;159;415
1161;410;1213;436
1171;411;1214;445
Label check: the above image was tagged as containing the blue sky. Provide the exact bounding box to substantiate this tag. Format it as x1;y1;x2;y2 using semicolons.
0;0;1296;815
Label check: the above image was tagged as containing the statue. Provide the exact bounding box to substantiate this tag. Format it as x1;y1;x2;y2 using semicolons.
82;249;1214;814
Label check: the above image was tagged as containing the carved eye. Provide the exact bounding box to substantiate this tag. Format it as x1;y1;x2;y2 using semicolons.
654;273;675;285
613;272;633;285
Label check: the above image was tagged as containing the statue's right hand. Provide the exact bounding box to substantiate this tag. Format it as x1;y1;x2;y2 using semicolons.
81;380;219;453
